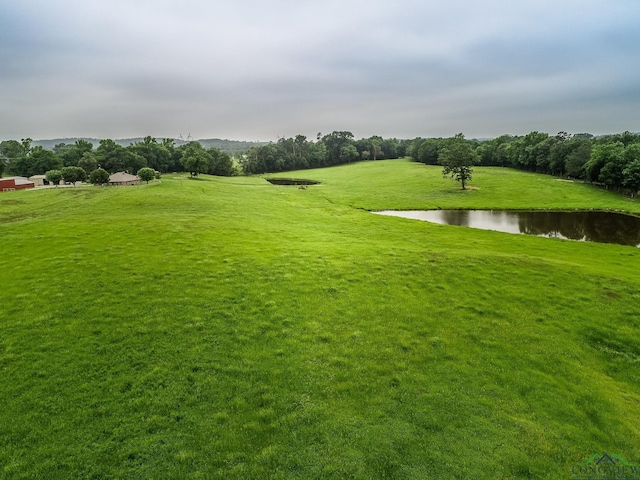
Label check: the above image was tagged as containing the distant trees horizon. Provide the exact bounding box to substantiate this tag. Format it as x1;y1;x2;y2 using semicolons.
1;130;639;196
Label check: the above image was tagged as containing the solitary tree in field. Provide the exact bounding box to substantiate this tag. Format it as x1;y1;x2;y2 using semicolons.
439;136;479;190
137;167;155;184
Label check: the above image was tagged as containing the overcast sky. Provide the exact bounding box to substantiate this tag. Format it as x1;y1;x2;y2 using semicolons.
1;0;639;141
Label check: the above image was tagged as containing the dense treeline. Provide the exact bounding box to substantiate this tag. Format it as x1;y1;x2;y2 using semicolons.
0;136;236;179
2;130;639;196
0;132;410;179
241;132;410;174
409;131;640;196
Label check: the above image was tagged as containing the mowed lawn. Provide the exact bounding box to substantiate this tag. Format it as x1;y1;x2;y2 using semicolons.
1;160;639;479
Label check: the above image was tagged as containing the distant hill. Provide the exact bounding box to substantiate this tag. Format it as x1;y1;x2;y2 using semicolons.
32;137;268;156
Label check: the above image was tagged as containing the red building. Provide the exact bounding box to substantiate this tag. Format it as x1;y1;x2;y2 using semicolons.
0;177;35;191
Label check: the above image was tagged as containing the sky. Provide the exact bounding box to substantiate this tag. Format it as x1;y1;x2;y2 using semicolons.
1;0;639;141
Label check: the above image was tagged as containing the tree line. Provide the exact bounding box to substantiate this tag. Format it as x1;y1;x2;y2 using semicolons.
2;130;639;195
0;132;410;180
0;136;236;180
408;131;640;196
241;132;411;174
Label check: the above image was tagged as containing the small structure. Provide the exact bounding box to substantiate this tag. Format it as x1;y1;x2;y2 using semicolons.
28;175;49;187
108;172;140;186
0;177;35;191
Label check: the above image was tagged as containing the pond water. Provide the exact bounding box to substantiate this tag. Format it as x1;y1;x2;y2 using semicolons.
374;210;640;247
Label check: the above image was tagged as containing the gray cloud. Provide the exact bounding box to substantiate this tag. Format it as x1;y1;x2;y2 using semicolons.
1;0;639;141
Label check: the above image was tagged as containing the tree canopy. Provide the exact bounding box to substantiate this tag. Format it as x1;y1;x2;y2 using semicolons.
45;169;63;185
438;136;479;189
137;167;156;184
61;166;87;186
89;168;110;185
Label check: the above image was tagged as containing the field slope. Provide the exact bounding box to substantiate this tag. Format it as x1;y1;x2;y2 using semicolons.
1;160;639;479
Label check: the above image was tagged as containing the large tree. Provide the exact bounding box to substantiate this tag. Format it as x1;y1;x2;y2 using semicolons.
181;142;210;177
78;152;98;174
622;160;640;196
439;136;479;190
130;136;171;172
59;139;93;167
586;143;624;186
208;148;234;176
15;146;62;177
321;131;355;166
564;140;592;179
96;139;126;173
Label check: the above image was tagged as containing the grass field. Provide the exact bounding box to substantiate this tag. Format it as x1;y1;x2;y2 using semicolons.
1;159;639;479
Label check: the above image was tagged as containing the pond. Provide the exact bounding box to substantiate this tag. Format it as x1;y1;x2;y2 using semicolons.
373;210;640;247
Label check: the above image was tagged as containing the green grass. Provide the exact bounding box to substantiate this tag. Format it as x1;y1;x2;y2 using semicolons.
1;160;640;479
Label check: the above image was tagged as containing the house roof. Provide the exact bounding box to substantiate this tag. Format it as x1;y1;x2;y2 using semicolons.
2;177;34;185
29;175;47;180
108;172;139;183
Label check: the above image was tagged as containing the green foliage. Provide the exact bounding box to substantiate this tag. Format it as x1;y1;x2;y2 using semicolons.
96;139;126;173
14;146;63;177
59;139;93;167
137;167;155;184
61;166;87;186
89;167;110;185
322;131;355;165
78;152;98;174
130;136;171;172
564;140;592;179
339;144;359;163
476;134;515;167
586;143;624;184
438;136;479;189
181;142;210;177
45;169;63;185
622;160;640;195
207;147;234;176
2;139;30;175
0;139;26;163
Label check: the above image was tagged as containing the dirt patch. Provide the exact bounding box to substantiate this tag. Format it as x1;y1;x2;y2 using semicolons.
0;199;26;205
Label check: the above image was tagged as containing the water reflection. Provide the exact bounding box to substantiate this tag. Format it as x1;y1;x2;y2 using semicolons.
374;210;640;247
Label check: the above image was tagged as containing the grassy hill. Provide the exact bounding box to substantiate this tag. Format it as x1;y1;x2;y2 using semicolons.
1;160;639;478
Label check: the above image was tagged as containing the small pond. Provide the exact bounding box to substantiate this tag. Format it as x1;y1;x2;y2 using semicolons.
373;210;640;247
266;178;320;186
